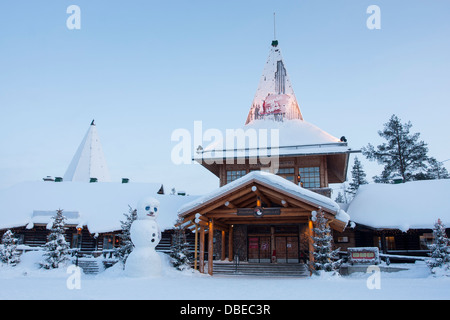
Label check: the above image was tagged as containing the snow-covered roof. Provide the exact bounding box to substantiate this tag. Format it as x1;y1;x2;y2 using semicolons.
347;179;450;231
195;119;352;161
178;171;350;225
0;181;198;233
63;121;111;182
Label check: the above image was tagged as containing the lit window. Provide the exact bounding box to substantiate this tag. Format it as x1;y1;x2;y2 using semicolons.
226;170;247;183
385;236;396;250
298;167;320;188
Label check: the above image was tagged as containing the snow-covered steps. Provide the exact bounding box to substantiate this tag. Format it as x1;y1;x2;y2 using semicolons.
212;262;310;277
76;258;104;274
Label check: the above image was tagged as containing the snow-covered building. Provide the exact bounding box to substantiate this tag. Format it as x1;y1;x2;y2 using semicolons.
180;39;355;275
342;179;450;258
0;121;197;255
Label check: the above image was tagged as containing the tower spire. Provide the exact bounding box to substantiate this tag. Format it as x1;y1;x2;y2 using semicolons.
273;12;276;40
63;121;111;182
245;38;303;125
272;13;278;47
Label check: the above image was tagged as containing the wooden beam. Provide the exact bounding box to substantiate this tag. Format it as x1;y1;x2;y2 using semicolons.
232;192;255;207
228;225;233;262
194;223;198;270
199;226;205;274
223;217;309;225
221;230;226;261
308;219;315;274
252;186;272;207
224;201;236;209
179;187;254;222
208;219;214;276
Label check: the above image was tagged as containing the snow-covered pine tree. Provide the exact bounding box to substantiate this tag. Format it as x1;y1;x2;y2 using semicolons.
115;205;137;267
426;158;450;180
347;156;368;195
427;219;450;273
40;209;70;269
169;217;192;271
362;114;429;183
334;192;345;204
0;230;20;266
311;208;341;273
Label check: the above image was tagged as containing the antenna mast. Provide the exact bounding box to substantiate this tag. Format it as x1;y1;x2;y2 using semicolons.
273;12;276;40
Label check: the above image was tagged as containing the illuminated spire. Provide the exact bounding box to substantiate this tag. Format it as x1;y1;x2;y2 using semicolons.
245;40;303;125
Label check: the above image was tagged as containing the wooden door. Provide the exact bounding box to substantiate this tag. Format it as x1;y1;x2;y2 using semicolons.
276;236;299;263
259;236;271;263
287;236;299;263
276;237;287;263
248;237;259;262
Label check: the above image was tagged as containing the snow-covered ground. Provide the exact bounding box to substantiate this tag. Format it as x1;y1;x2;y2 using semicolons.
0;250;449;300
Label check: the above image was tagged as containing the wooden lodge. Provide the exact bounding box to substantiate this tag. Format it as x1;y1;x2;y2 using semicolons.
178;39;354;275
177;172;350;275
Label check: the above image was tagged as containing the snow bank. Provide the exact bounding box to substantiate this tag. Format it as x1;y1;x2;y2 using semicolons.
347;180;450;231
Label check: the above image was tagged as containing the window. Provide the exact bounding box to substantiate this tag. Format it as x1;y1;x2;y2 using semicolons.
298;167;320;188
103;235;115;250
71;234;81;249
277;168;295;183
420;233;434;250
226;170;247;183
385;236;396;250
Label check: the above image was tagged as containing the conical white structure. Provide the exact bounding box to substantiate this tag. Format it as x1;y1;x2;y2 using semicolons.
245;40;303;125
63;120;111;182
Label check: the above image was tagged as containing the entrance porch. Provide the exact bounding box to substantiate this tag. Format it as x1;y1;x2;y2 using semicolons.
177;172;349;276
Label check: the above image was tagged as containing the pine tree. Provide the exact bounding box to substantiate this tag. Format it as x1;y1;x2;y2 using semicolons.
115;205;137;267
334;192;345;204
169;217;192;271
311;208;341;273
426;158;450;180
427;219;450;273
362;114;429;183
40;209;70;269
347;156;368;195
0;230;20;266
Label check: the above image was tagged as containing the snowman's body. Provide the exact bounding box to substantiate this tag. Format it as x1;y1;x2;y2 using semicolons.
125;197;162;277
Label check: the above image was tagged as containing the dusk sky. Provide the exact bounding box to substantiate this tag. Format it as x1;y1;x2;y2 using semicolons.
1;0;449;195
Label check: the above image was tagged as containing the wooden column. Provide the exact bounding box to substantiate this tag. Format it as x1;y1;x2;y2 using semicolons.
221;230;226;261
308;218;315;272
194;223;198;270
208;219;214;276
228;225;233;262
199;226;205;274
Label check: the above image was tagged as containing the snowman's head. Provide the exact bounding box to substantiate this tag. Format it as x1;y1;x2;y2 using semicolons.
137;197;160;220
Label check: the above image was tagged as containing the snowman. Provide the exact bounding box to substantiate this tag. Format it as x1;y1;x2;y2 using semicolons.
125;197;162;277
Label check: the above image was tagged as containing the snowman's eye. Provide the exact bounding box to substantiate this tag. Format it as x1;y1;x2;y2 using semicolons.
145;206;150;211
154;207;158;212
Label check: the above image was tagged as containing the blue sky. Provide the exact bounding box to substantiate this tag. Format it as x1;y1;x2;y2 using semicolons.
1;0;449;195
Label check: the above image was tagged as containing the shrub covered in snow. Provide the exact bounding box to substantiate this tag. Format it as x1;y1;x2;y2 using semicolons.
311;208;342;273
0;230;20;266
169;217;192;271
427;219;450;275
115;205;137;268
39;209;70;269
